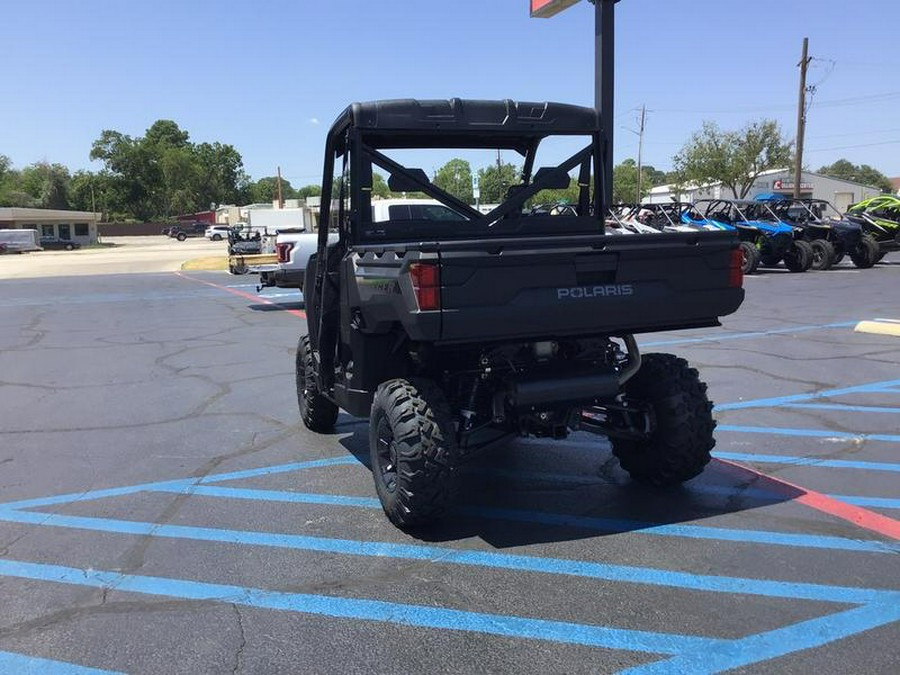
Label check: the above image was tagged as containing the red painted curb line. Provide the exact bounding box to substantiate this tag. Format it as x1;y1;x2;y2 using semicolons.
714;458;900;541
176;271;306;319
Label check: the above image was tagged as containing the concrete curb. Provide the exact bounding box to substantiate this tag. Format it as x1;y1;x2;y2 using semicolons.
855;319;900;337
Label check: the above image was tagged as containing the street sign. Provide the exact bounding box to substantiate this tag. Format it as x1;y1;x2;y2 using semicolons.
530;0;582;18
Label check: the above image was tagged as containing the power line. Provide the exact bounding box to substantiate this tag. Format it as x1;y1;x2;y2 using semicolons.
806;139;900;153
807;126;900;140
650;90;900;115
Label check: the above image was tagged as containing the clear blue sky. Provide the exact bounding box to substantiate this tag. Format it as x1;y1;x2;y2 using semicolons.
4;0;900;187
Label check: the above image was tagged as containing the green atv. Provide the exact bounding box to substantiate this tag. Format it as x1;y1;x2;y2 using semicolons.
845;196;900;262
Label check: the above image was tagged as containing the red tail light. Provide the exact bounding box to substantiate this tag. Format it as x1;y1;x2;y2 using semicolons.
409;261;441;311
729;247;744;288
276;242;294;263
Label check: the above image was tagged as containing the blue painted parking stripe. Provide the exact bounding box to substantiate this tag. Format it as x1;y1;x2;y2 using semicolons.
0;478;197;511
0;559;720;656
0;651;123;675
830;494;900;509
621;601;900;675
137;485;899;553
717;425;900;443
715;378;900;411
692;484;900;511
779;402;900;414
164;484;381;507
0;457;357;510
194;456;358;484
714;451;900;473
642;321;857;347
455;504;899;553
2;508;894;604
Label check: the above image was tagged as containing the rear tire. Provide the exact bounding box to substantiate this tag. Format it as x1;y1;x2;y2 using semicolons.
810;239;835;271
610;353;715;486
370;378;459;528
850;235;879;269
176;232;187;241
212;234;222;241
784;240;813;272
739;241;760;274
296;335;338;432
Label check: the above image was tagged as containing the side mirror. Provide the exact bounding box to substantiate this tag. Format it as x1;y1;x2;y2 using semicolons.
388;169;429;192
532;167;571;190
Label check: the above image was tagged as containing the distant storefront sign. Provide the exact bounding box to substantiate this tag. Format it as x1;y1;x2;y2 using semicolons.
774;179;813;191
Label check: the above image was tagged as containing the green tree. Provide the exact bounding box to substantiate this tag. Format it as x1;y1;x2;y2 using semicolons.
296;184;322;199
15;162;71;209
642;165;669;188
248;176;299;204
68;171;127;220
477;162;520;204
671;120;793;199
90;121;250;220
0;154;11;185
433;159;473;203
0;159;38;207
144;119;190;149
193;142;250;207
817;159;893;193
372;172;392;198
531;178;580;208
613;159;655;204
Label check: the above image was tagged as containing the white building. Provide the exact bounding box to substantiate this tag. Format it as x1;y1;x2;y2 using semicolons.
647;168;884;212
0;207;102;245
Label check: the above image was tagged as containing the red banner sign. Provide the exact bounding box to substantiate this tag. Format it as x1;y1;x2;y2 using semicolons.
530;0;582;18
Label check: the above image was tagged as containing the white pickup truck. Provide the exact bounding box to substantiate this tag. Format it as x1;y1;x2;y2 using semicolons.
255;199;463;294
255;227;336;293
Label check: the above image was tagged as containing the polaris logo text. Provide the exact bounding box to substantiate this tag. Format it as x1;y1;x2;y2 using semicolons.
557;284;634;300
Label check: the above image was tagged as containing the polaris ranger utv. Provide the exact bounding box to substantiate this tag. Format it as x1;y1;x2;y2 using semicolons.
298;98;745;528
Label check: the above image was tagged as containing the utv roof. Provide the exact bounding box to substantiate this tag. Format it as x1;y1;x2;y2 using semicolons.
326;98;600;152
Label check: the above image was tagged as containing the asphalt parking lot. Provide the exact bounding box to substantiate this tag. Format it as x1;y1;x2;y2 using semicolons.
1;254;899;674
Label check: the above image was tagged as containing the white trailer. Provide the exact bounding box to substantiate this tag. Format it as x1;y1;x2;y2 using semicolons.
246;208;308;234
0;229;42;253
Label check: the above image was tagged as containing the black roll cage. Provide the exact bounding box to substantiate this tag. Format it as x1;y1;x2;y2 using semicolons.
315;99;605;257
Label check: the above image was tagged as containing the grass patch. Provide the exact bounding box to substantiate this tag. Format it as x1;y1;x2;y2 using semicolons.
181;256;229;271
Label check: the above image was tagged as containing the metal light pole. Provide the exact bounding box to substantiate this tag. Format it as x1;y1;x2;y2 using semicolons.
593;0;617;210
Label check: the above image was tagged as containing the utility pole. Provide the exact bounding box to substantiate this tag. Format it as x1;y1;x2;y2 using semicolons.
636;104;646;203
276;166;285;208
793;37;811;200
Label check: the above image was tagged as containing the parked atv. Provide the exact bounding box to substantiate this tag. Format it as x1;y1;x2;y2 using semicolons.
845;196;900;262
693;199;813;274
606;204;663;235
679;201;764;274
757;196;869;270
297;98;744;528
634;202;719;234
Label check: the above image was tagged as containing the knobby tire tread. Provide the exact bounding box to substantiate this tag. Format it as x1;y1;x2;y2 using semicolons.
611;353;715;486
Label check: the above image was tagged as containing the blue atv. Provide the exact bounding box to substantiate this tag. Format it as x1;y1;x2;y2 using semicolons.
691;199;813;274
676;202;766;274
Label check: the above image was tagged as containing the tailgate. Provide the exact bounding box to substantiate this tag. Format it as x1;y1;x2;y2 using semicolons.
438;231;743;342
